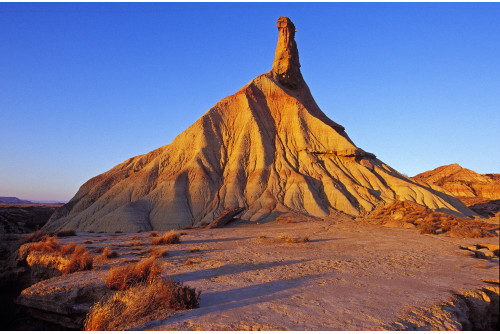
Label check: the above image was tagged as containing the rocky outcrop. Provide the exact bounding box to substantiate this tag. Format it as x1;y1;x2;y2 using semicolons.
412;164;500;200
271;17;303;89
43;17;474;233
15;271;109;329
205;206;245;228
389;283;500;330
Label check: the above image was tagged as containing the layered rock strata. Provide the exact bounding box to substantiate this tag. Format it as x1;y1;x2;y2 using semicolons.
44;17;474;232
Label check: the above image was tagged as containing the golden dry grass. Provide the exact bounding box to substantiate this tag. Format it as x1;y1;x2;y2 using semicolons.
151;231;180;245
101;246;119;259
367;201;497;238
27;237;93;274
148;248;168;258
84;279;200;330
22;230;54;243
105;258;162;291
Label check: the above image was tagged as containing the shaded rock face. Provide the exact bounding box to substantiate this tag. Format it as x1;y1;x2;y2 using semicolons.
43;17;474;233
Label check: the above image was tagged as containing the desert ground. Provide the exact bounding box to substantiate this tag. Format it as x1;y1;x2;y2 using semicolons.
9;213;499;330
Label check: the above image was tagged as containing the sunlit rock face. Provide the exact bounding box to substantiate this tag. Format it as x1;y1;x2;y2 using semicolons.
43;17;474;232
412;163;500;200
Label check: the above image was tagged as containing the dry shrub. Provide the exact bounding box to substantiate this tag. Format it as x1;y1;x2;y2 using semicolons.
278;235;309;244
257;235;266;240
26;237;93;274
418;223;438;235
101;246;119;259
367;201;497;238
28;236;61;253
151;231;180;245
105;258;162;290
62;246;93;275
149;231;158;237
56;229;76;237
60;242;77;256
128;241;144;247
95;247;104;254
23;230;54;243
149;248;168;258
84;240;92;244
84;279;200;330
189;248;200;253
185;258;194;265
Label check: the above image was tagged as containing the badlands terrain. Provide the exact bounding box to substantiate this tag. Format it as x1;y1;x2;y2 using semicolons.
1;214;497;330
1;17;499;330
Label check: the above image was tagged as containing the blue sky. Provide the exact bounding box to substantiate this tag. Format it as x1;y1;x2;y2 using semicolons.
1;2;499;201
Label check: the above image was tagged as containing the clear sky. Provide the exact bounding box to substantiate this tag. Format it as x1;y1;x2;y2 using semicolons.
1;2;499;202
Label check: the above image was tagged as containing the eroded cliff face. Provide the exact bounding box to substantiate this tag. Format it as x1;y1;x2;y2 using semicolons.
412;163;500;200
43;18;474;233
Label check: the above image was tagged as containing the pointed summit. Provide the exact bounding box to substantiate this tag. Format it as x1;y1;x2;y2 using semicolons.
271;17;303;89
44;18;474;232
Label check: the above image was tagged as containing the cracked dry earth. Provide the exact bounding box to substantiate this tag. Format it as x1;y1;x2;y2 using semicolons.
23;214;499;330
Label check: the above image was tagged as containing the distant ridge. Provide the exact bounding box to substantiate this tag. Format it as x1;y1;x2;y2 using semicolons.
412;164;500;200
44;17;474;232
0;197;32;204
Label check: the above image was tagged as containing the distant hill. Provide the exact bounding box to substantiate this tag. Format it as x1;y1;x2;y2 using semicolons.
412;164;500;200
0;197;32;204
412;164;500;218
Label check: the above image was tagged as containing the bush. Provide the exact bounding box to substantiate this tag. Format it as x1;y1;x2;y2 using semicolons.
151;231;180;245
418;223;438;235
149;231;158;237
105;258;162;291
101;246;119;259
23;230;54;243
62;246;93;274
149;248;168;258
189;248;200;253
84;279;200;331
27;237;93;275
56;229;77;237
185;258;194;265
28;236;61;253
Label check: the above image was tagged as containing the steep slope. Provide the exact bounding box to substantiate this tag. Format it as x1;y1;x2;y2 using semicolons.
44;17;474;232
412;164;500;200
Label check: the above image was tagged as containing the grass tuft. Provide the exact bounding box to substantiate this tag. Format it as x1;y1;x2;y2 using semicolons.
151;231;180;245
105;258;162;291
84;278;200;330
101;246;119;259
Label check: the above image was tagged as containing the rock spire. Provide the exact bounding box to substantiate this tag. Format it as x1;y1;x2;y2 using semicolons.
271;17;303;89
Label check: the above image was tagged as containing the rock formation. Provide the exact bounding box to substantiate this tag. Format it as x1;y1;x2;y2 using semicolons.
412;163;500;200
43;17;474;232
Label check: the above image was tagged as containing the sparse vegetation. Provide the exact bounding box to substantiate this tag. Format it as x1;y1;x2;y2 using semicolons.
278;235;310;244
84;240;92;244
56;229;77;237
149;231;158;237
62;246;93;274
101;246;119;259
84;278;200;330
105;258;162;290
22;230;54;243
185;258;194;265
27;237;93;274
149;248;168;258
151;231;180;245
366;201;498;238
189;247;201;253
257;235;266;240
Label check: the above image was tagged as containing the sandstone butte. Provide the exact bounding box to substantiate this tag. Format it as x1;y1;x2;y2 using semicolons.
412;163;500;201
44;17;475;233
